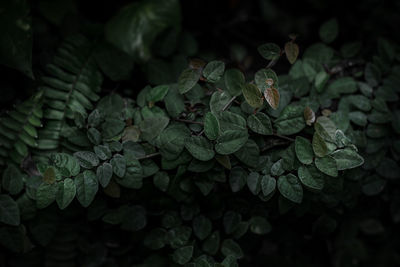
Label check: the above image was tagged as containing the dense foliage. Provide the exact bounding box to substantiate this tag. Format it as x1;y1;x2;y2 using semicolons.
1;0;400;266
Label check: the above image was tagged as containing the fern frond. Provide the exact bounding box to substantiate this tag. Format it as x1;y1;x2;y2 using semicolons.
37;35;103;155
0;91;44;166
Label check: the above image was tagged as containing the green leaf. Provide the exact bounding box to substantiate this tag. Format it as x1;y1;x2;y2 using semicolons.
164;86;185;117
275;105;305;135
204;112;220;140
51;153;81;176
295;136;314;164
74;151;100;169
146;85;169;103
185;136;215;161
261;175;276;197
153;171;170;192
210;91;232;113
312;132;328;157
218;111;246;132
364;63;381;87
102;118;126;139
349;111;367;126
96;163;113;188
255;68;279;92
315;156;338;177
159;124;190;159
104;0;181;61
315;71;329;92
234;139;260;168
247;172;261;195
178;68;201;94
229;167;247;192
215;130;248;155
36;183;58;209
242;84;263;108
331;148;364;170
224;68;245;96
193;215;212;240
56;178;76;210
139;116;169;141
277;174;303;204
315;116;336;142
111;154;126;178
0;1;33;78
2;165;23;195
257;43;281;60
0;195;20;226
221;239;243;259
202;230;220;255
298;165;324;191
203;60;225;83
94;145;112;161
250;216;272;235
144;228;167;249
349;95;371;112
173;246;193;265
247;113;272;135
326;77;357;96
319;18;338;44
75;170;99;207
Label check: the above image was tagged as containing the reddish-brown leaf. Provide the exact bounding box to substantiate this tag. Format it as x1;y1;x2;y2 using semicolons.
285;42;299;64
264;87;280;110
304;106;316;126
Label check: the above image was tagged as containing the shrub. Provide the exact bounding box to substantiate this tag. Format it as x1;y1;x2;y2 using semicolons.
0;1;399;266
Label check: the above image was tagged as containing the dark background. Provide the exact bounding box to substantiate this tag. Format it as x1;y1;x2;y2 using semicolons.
3;0;400;107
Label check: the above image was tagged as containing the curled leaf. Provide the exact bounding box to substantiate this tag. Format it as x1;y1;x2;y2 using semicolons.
304;106;316;126
264;87;280;110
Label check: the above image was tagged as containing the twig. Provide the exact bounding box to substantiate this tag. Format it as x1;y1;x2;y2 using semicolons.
137;152;160;160
173;118;204;125
222;96;237;111
273;133;295;142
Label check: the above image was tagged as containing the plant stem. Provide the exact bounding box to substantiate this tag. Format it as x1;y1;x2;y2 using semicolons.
137;152;160;160
222;96;237;111
173;118;204;125
273;133;295;142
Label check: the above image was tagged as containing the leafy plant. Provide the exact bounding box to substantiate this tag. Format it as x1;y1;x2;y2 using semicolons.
1;1;400;267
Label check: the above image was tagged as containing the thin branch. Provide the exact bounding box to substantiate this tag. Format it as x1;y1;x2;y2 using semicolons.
273;133;295;142
222;96;237;111
137;152;160;160
173;118;204;125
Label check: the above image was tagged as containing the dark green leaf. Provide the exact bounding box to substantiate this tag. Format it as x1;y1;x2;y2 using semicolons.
204;112;220;140
97;162;113;187
247;113;273;135
75;170;99;207
215;130;248;155
277;174;303;203
203;60;225;83
257;43;281;60
56;178;76;210
319;18;338;43
315;156;338;177
185;136;215;161
0;195;20;226
225;68;245;96
295;136;314;164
